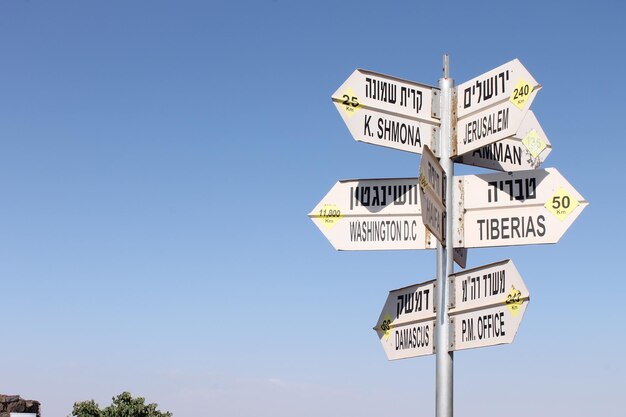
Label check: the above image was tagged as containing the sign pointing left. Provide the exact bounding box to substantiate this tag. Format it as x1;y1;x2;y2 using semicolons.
309;178;436;251
332;69;440;154
374;280;436;360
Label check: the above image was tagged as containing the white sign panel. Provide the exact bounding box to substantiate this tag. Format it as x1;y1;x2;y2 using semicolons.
335;106;437;154
455;111;552;171
457;168;588;248
382;320;436;360
419;146;446;243
334;69;440;122
333;69;440;154
449;259;530;351
451;303;528;351
374;280;435;360
455;59;541;157
309;178;436;251
450;259;528;314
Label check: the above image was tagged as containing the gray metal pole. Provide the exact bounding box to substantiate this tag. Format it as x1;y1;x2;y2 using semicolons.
435;54;454;417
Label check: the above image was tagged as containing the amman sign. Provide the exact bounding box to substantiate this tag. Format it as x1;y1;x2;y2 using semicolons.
332;69;440;154
455;110;552;172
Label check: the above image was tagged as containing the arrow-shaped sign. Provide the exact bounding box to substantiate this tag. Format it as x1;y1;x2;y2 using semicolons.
309;178;436;251
332;69;440;154
373;280;436;360
374;259;529;360
455;59;541;157
449;260;529;351
309;178;468;266
455;111;552;172
456;168;588;248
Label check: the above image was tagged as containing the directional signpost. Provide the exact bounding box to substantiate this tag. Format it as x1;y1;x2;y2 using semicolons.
332;69;440;154
455;110;552;171
311;56;587;417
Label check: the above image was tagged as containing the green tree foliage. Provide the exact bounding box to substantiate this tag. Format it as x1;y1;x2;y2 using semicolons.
70;392;172;417
71;399;101;417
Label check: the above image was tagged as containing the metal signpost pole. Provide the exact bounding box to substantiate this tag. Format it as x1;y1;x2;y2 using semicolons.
435;54;454;417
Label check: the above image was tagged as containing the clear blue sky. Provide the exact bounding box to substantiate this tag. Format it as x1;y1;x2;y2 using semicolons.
1;1;623;416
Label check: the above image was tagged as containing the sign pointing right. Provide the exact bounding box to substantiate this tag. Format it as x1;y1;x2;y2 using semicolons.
456;167;588;248
455;110;552;172
449;259;529;351
455;59;541;157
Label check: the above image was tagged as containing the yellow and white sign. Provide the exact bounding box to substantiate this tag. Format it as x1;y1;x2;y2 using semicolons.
449;259;530;351
374;280;436;361
458;168;588;249
455;111;553;172
309;178;436;251
455;59;542;157
332;69;440;155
